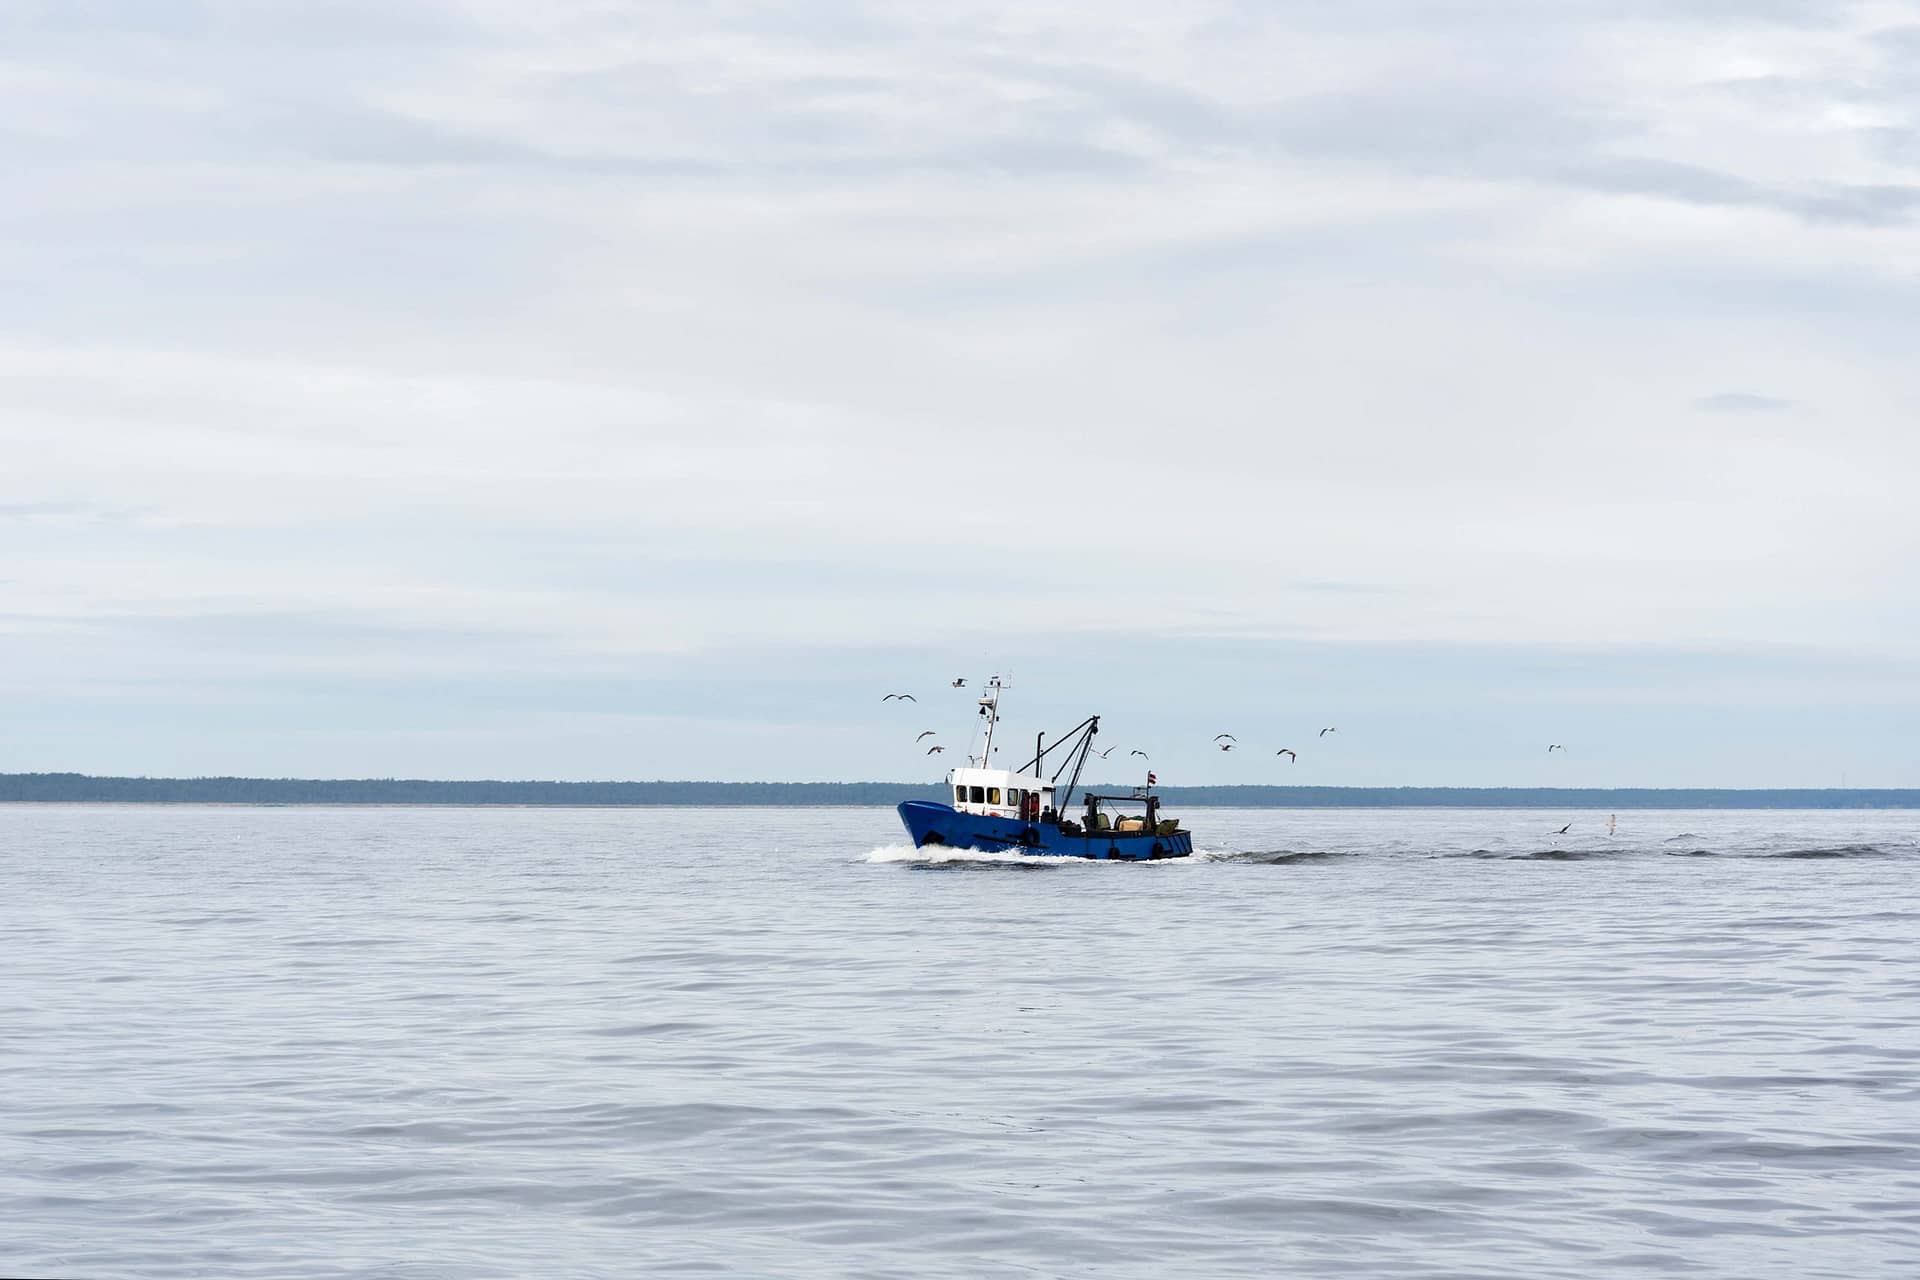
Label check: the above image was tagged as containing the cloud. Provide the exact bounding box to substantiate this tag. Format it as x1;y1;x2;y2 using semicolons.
1;0;1918;779
1694;392;1795;412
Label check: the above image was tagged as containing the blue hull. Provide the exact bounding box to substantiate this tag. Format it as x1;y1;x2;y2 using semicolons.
897;801;1192;861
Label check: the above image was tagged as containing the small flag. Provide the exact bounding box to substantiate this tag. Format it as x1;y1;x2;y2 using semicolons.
1146;771;1157;785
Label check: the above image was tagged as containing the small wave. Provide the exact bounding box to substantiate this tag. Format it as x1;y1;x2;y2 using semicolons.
584;1022;710;1038
1764;844;1892;859
1453;847;1624;860
1206;849;1353;865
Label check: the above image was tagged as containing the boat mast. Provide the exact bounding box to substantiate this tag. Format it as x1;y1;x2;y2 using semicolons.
976;675;1005;767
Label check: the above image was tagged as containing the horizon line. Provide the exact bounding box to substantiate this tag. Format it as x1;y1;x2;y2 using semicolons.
4;771;1917;791
2;773;1917;809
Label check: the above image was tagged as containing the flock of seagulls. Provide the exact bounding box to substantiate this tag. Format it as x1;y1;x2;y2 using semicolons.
886;696;1369;772
883;680;1177;767
884;687;1575;820
1208;728;1333;762
886;681;972;756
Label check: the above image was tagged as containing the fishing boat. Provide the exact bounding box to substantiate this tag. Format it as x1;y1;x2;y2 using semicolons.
896;677;1193;860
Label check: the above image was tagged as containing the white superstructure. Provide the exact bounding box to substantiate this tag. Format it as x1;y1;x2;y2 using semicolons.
944;766;1053;820
947;675;1054;818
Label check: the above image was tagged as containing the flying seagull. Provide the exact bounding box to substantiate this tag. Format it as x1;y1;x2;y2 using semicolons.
1554;822;1572;834
915;731;937;742
1095;746;1115;759
1219;743;1235;752
951;678;966;688
883;693;916;702
1214;733;1237;742
1130;750;1149;759
1319;726;1337;737
926;745;946;755
1277;749;1296;762
1547;744;1566;753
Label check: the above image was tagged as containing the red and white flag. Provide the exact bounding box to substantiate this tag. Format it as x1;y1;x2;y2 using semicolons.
1146;771;1157;785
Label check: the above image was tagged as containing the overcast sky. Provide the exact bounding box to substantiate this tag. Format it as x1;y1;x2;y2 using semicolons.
4;1;1919;786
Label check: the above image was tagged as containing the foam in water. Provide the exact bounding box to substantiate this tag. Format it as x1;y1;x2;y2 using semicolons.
863;842;1062;865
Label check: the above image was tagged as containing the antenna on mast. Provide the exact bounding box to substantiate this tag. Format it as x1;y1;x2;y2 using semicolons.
974;674;1008;767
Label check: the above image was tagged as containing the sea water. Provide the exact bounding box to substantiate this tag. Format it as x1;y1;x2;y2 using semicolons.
4;805;1918;1278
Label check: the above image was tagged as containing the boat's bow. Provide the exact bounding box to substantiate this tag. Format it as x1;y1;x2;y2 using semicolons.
897;800;957;847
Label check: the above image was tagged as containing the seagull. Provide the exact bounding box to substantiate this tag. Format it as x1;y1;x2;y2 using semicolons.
1277;749;1296;762
951;678;966;688
1554;822;1572;834
1095;746;1115;759
1129;750;1149;759
883;693;917;702
1213;733;1237;742
915;731;937;742
1547;744;1566;753
1319;726;1337;737
1219;743;1235;752
926;745;946;754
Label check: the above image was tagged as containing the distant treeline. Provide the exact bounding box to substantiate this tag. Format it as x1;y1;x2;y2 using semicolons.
2;773;1917;808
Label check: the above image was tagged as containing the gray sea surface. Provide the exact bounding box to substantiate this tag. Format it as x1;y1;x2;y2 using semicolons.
5;804;1919;1278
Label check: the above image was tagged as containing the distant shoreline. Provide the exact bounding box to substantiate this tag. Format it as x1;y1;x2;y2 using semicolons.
2;774;1917;808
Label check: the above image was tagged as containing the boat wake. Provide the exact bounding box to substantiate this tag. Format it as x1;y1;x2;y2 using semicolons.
866;840;1913;868
1452;843;1911;861
864;844;1084;869
1200;848;1354;865
863;844;1199;869
1763;843;1900;859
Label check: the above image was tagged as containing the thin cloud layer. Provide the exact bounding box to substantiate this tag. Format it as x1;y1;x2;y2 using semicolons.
2;1;1917;781
1696;391;1795;412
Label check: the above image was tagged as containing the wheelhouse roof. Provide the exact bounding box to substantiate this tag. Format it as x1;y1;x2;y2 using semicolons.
947;766;1048;787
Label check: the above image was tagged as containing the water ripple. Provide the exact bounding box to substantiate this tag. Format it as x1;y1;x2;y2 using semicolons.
5;804;1920;1278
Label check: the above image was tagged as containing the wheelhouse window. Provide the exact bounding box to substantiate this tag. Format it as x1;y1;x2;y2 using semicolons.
1008;787;1023;806
987;787;1001;805
954;785;966;804
969;786;985;803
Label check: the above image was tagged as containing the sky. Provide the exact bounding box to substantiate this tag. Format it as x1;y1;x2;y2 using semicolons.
4;0;1920;786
